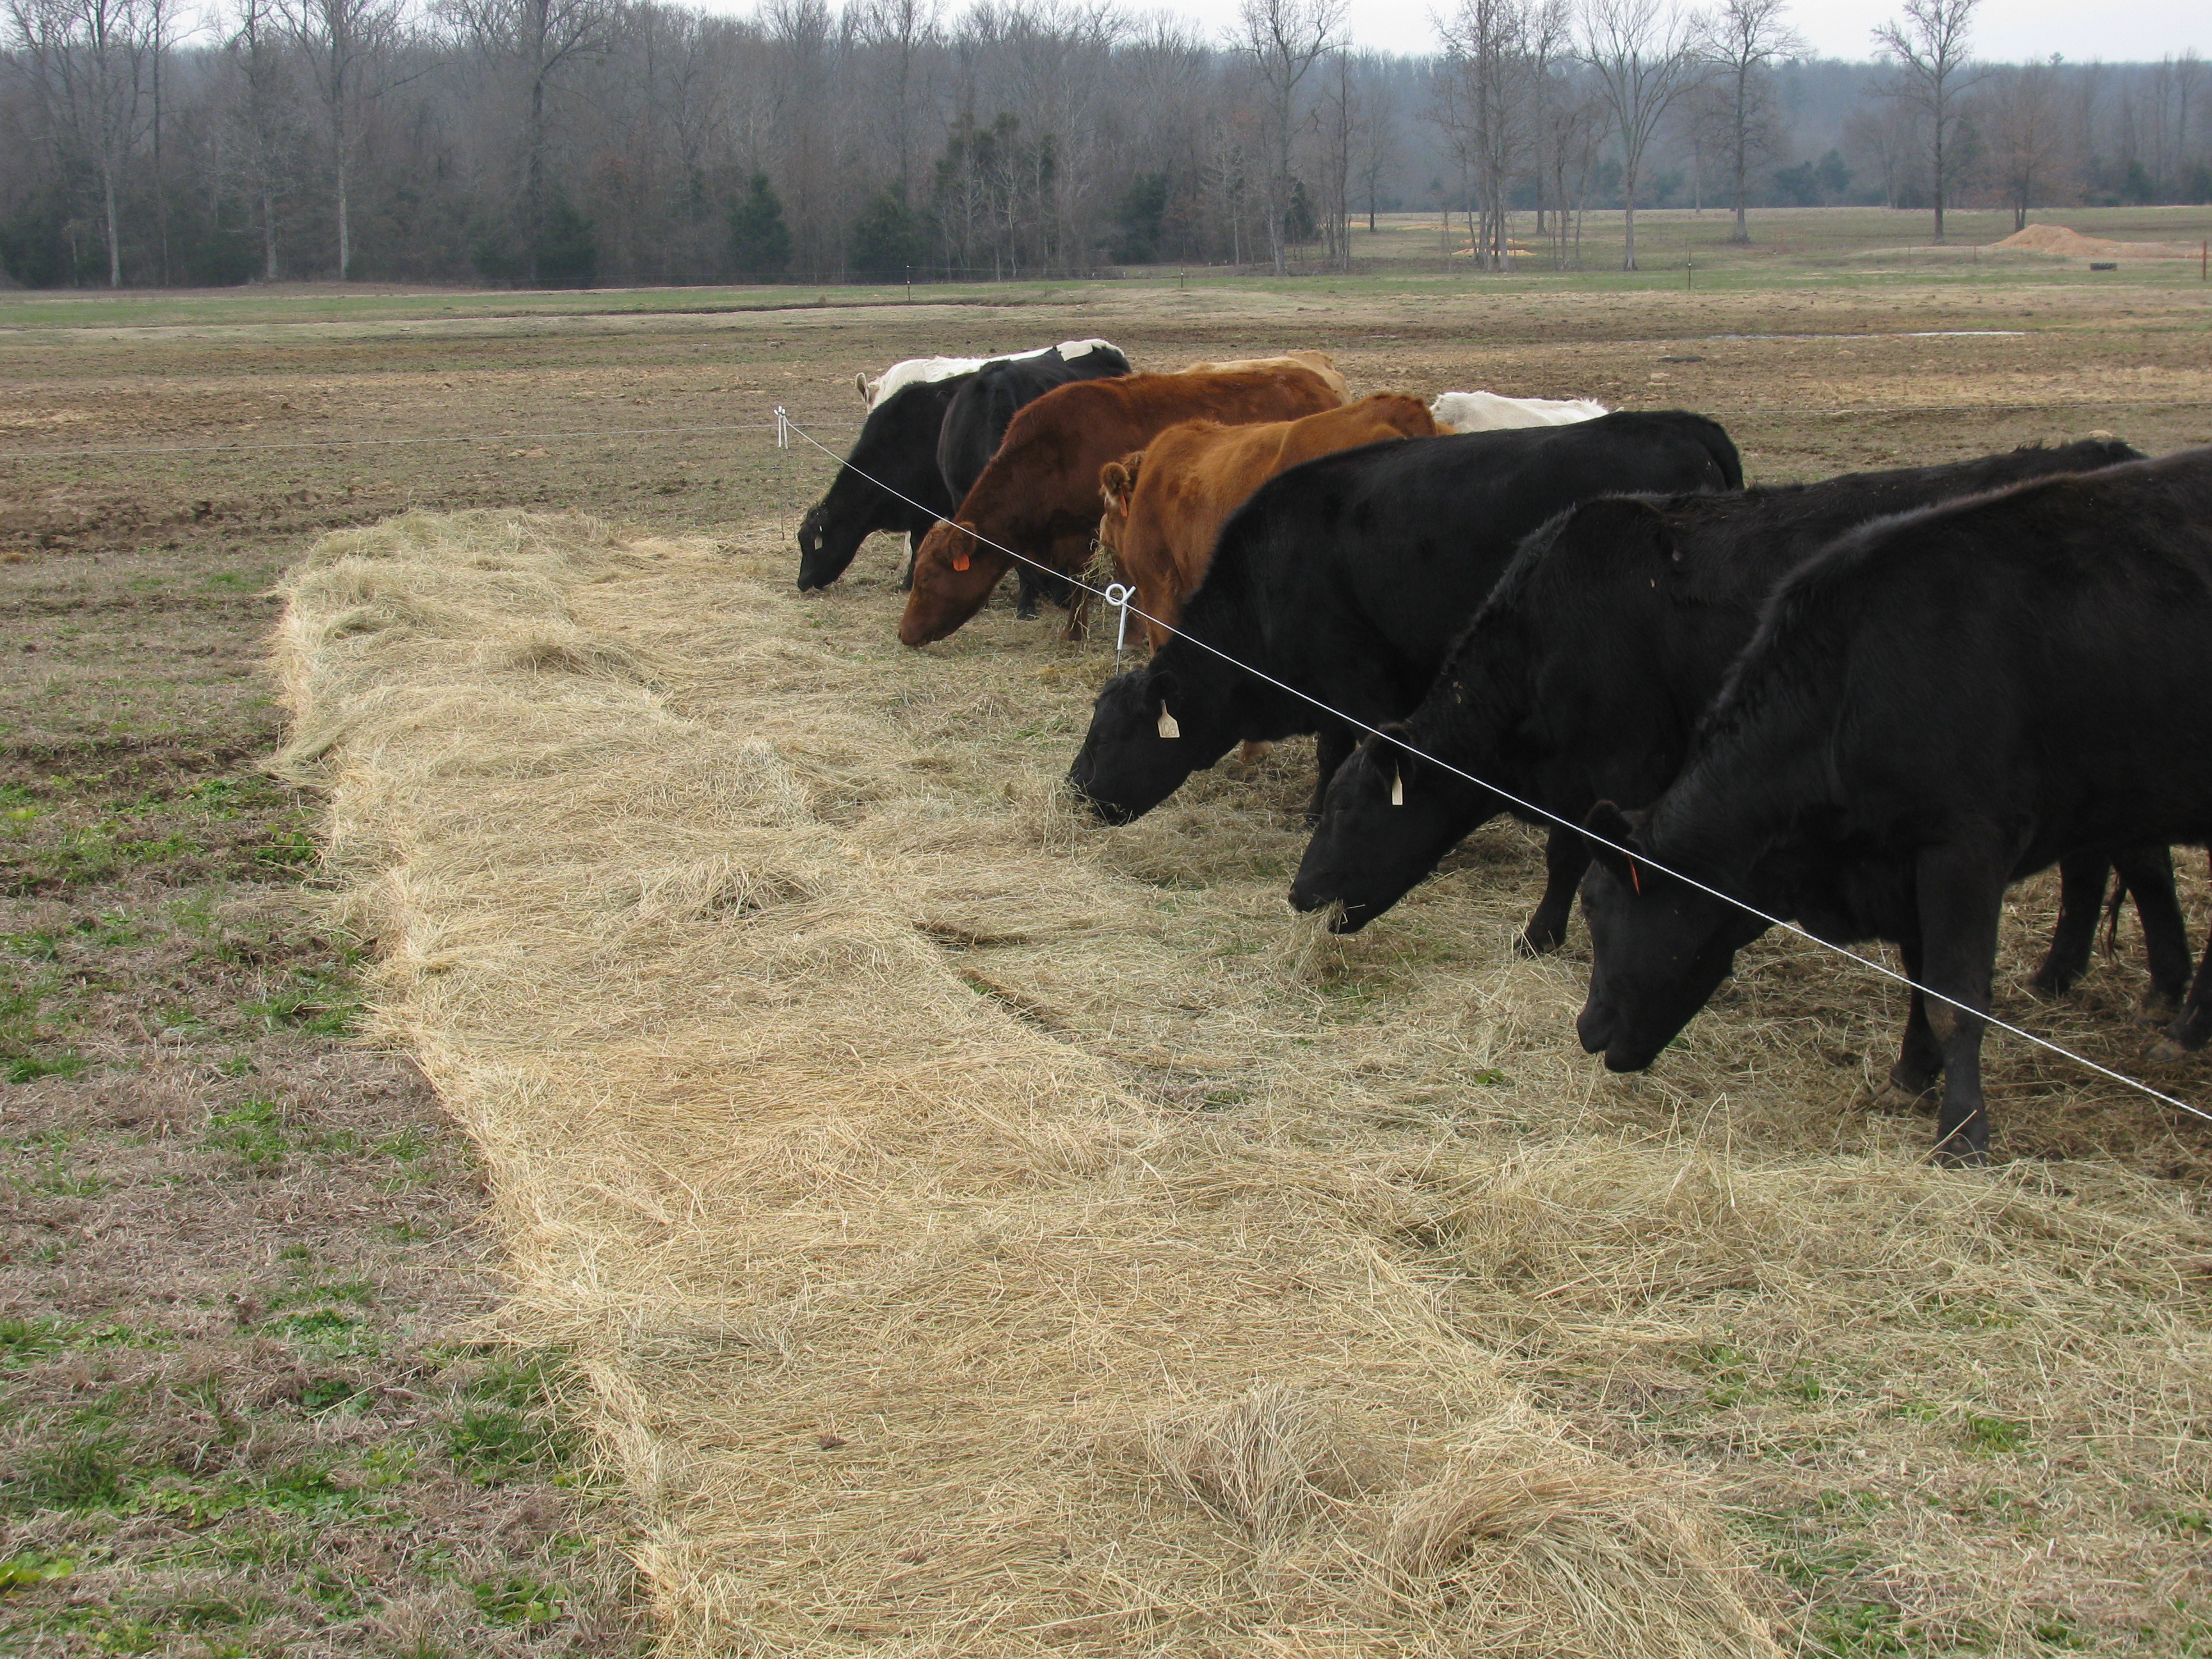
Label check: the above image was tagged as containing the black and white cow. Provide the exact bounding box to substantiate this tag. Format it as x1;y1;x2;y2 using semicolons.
796;340;1128;594
1572;447;2212;1164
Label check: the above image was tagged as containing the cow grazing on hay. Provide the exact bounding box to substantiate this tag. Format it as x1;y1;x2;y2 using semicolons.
1066;412;1743;824
1429;391;1608;431
896;359;1349;646
798;341;1129;593
1096;394;1443;648
1571;446;2212;1166
1289;440;2174;981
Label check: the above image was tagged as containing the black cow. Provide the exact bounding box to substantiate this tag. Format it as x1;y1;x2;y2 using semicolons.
1572;447;2212;1165
1068;413;1742;825
1289;440;2187;1017
936;346;1132;617
794;342;1130;595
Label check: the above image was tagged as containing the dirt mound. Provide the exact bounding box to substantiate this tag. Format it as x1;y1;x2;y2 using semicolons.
273;509;2212;1655
1992;223;2201;259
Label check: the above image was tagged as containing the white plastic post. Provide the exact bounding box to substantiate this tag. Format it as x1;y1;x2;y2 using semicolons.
1105;582;1132;668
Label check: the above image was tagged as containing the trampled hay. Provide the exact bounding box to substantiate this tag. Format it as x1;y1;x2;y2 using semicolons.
274;509;2212;1655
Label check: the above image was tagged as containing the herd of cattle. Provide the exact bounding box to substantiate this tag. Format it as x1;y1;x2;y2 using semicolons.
795;338;2212;1166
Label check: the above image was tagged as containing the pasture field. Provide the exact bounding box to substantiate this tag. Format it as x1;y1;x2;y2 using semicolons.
4;207;2212;1656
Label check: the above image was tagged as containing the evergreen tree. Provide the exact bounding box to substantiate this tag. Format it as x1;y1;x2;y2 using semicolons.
729;172;793;276
848;186;926;279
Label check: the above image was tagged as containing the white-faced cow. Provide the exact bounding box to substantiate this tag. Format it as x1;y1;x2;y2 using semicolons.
797;341;1129;593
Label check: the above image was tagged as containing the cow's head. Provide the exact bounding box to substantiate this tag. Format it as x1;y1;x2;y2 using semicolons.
1575;801;1765;1071
1290;730;1487;931
1068;666;1233;824
794;501;833;590
1096;451;1145;559
899;519;1009;646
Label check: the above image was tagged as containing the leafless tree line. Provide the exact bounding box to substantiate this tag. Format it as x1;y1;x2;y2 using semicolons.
0;0;2204;288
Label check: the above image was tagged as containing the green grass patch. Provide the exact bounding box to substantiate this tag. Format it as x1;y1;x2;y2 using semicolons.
204;1098;289;1165
1963;1413;2031;1455
0;1551;77;1591
472;1573;567;1626
241;964;360;1037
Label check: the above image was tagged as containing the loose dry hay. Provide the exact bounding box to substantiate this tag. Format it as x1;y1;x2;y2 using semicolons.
273;509;2212;1656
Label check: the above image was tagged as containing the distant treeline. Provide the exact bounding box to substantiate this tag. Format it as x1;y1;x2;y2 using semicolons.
0;0;2206;290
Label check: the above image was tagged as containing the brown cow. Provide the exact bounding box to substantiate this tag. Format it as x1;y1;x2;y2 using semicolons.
1096;393;1441;648
897;362;1347;647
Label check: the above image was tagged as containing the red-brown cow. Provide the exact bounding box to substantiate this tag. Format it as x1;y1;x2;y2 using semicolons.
896;360;1347;646
1097;393;1441;648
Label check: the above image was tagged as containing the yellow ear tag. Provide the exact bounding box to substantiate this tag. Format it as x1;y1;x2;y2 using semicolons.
1391;767;1404;806
951;551;970;572
1157;707;1180;739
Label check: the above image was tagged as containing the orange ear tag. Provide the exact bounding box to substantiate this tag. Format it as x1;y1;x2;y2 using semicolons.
952;552;970;571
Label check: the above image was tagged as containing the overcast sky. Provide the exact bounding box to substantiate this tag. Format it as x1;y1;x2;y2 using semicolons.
1149;0;2205;63
725;0;2205;64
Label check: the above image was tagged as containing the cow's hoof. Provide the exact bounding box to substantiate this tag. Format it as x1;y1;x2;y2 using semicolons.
1514;929;1562;959
2149;1036;2196;1064
1930;1143;1989;1170
2138;997;2184;1027
1871;1078;1937;1116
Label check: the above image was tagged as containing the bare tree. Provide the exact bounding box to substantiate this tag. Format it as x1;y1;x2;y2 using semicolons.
1979;56;2067;230
447;0;613;271
1871;0;1978;243
853;0;938;203
1354;55;1396;231
7;0;150;285
1235;0;1345;274
1439;0;1562;270
1315;46;1358;268
284;0;403;276
1698;0;1800;242
1578;0;1701;270
227;0;294;278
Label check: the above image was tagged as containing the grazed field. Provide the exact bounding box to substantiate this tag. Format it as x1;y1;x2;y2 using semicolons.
4;207;2212;1655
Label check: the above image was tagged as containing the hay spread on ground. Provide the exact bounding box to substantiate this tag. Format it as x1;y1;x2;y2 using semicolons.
274;509;2212;1656
1991;223;2204;260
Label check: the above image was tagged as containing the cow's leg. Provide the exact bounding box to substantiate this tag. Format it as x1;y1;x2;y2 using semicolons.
1518;825;1589;958
1916;840;2010;1168
2030;851;2110;997
2153;854;2212;1059
1015;565;1042;619
899;530;922;592
2113;844;2192;1015
1306;727;1358;823
1877;932;1943;1113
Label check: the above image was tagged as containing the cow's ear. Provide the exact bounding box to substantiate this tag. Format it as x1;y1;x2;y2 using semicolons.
854;373;869;403
1376;724;1425;795
1582;801;1640;884
1100;461;1130;513
950;520;979;573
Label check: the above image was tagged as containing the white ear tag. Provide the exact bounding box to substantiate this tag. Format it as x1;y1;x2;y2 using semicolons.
1157;707;1180;739
1390;767;1404;806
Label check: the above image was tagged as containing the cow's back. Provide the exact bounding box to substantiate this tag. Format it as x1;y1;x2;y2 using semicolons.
980;366;1344;532
1116;394;1441;639
1190;412;1742;710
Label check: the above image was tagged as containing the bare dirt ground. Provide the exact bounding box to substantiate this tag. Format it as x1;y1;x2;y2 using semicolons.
3;235;2211;1655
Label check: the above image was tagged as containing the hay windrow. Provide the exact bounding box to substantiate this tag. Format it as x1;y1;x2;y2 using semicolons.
275;509;2212;1656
